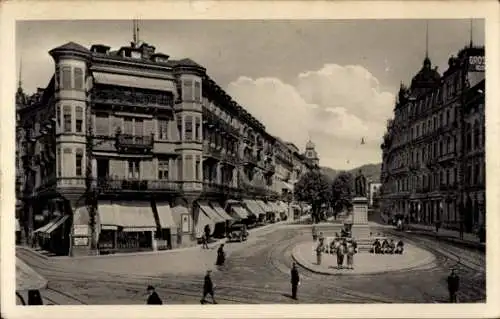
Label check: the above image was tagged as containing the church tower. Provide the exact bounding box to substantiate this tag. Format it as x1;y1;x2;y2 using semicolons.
304;140;319;167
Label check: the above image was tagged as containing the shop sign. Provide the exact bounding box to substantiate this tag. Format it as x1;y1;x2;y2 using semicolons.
73;225;89;236
73;237;89;246
468;56;485;72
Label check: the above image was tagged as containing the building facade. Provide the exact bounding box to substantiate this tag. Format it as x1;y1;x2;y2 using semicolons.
380;45;485;233
16;39;315;256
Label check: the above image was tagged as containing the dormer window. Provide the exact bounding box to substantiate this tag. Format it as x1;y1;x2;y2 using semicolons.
151;53;170;63
131;50;142;59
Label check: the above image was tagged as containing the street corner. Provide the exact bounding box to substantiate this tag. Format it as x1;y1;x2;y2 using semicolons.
291;241;438;276
16;257;48;292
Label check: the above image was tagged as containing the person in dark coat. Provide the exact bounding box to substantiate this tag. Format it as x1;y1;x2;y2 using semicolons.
146;285;163;305
200;270;217;304
215;244;226;266
204;224;211;242
290;262;300;300
447;269;460;303
27;289;43;305
201;234;209;249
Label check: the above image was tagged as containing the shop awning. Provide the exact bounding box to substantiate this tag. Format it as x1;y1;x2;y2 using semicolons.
255;200;273;213
279;180;294;191
33;218;60;234
268;201;282;212
93;72;176;93
95;201;119;231
45;215;70;234
231;205;249;219
199;202;226;224
156;203;177;229
108;202;156;232
210;202;233;221
276;201;289;213
243;200;265;216
195;210;214;238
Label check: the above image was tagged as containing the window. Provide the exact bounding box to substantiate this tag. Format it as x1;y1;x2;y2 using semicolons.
182;80;193;101
124;118;133;135
446;109;450;125
74;68;84;90
61;66;72;89
63;106;72;132
56;105;61;128
158;160;169;180
185;155;193;180
75;106;83;133
176;115;182;140
474;164;480;185
184;116;193;141
195;156;201;181
177;158;182;180
57;148;62;177
194;81;201;102
128;160;140;179
75;149;83;176
474;124;481;149
123;117;144;135
95;113;109;135
158;119;169;140
195;116;201;141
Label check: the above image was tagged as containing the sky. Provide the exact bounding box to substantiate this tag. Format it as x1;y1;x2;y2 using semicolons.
16;19;484;170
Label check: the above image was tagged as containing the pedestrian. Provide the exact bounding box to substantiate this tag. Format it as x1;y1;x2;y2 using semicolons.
27;289;43;305
146;285;163;305
316;242;323;265
200;270;217;304
215;244;225;266
336;240;345;269
435;219;441;233
204;224;211;243
447;269;460;303
290;262;300;300
312;226;318;242
202;234;209;249
346;241;355;270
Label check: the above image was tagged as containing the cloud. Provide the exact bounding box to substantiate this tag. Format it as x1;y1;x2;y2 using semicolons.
226;64;395;170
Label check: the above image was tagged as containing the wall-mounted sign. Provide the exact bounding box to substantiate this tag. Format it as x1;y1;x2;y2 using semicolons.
73;225;89;236
181;214;190;233
73;237;89;246
468;56;485;72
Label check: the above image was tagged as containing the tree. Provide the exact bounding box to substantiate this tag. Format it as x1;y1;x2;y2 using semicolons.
294;170;332;223
331;171;354;214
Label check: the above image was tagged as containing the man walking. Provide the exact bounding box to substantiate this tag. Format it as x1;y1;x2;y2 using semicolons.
200;270;217;304
447;268;460;303
290;262;300;300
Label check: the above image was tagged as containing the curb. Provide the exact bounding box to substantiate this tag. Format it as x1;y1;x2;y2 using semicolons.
291;244;437;277
16;257;48;292
405;228;485;252
22;220;295;261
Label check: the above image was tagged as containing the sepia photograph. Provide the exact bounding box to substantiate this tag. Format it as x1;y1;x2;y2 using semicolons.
1;1;499;318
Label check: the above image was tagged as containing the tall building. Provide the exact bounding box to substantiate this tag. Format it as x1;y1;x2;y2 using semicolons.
16;37;316;256
380;44;485;233
304;140;320;167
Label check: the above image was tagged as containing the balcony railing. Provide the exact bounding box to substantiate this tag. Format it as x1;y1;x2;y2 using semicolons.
116;134;154;152
438;151;457;163
97;178;182;193
203;181;225;193
243;152;259;166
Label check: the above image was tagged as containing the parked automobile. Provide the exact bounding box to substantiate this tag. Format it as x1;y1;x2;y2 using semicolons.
226;223;248;242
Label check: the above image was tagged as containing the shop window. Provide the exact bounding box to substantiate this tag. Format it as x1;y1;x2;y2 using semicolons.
158;160;169;180
63;106;72;132
75;148;83;176
128;160;140;179
75;106;84;133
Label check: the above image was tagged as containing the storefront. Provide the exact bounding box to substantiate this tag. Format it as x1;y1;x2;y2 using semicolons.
242;200;265;225
197;202;226;238
226;200;250;222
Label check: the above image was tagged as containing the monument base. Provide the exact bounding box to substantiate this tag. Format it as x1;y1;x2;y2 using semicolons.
351;224;371;239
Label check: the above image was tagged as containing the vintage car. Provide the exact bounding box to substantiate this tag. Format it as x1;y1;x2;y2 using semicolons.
226;223;248;242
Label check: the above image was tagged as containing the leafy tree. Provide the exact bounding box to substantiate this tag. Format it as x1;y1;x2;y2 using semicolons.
331;171;354;214
294;170;332;223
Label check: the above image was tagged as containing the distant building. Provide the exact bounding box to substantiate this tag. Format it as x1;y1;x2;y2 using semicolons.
16;38;316;256
368;182;382;207
380;45;485;233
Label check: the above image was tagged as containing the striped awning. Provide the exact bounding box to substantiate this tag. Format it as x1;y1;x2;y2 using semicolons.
156;202;177;229
255;200;274;213
45;215;70;234
210;202;233;221
199;202;226;224
93;72;176;92
33;218;60;234
231;205;249;219
243;200;265;216
195;209;214;238
98;201;156;232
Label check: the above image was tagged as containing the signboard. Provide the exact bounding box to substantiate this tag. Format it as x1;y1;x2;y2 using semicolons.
73;237;89;246
73;225;89;236
181;214;190;233
468;56;485;72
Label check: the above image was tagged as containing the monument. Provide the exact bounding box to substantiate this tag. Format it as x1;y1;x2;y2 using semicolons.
348;170;370;239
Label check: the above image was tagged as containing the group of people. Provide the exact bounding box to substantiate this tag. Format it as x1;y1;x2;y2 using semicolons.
370;238;404;254
313;227;358;270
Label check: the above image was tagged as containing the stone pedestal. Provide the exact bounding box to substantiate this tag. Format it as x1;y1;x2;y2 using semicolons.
350;197;370;239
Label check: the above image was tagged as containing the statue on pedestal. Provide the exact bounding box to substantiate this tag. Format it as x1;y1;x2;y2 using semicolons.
354;170;367;198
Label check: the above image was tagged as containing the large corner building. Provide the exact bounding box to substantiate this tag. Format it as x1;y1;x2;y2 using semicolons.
380;45;485;233
16;39;319;256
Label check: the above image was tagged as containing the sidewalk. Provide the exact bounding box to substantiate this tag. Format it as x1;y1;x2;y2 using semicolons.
16;257;48;291
406;223;485;251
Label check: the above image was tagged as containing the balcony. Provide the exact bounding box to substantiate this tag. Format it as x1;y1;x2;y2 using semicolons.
202;181;225;194
202;108;240;137
97;178;182;193
263;161;276;175
438;151;457;164
93;88;174;109
115;133;154;153
243;152;259;166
